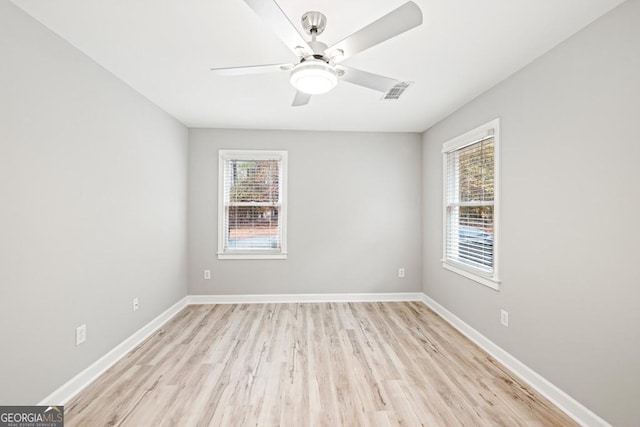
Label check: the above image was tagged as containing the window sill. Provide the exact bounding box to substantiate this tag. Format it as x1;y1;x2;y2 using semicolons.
217;252;288;260
442;261;500;291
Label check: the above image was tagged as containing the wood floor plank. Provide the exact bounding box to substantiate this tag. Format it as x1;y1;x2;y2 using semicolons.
64;302;578;427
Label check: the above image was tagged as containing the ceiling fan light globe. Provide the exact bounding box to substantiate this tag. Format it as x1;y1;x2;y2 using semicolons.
290;61;338;95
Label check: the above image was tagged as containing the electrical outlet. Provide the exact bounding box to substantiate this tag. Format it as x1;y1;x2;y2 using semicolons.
204;269;211;280
133;297;139;312
501;309;509;327
398;268;405;278
76;324;86;346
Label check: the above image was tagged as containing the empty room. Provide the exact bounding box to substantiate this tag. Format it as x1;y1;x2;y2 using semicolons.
1;0;638;426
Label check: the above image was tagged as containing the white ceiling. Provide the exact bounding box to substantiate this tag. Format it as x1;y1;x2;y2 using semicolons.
12;0;625;132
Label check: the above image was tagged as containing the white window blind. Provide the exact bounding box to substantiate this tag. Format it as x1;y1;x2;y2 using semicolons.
442;119;499;288
218;150;287;259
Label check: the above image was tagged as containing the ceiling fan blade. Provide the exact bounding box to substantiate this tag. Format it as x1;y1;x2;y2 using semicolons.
292;91;311;106
339;66;398;93
243;0;312;56
325;1;422;62
210;63;292;76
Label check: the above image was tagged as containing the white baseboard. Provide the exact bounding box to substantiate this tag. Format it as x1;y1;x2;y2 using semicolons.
38;297;188;406
420;294;611;427
188;292;423;304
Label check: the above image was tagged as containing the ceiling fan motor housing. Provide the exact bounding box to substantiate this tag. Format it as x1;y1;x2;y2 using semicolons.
307;40;329;57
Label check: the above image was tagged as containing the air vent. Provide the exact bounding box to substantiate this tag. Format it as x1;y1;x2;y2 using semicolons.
382;82;413;100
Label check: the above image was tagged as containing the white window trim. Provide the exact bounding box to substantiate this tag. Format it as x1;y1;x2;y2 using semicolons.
441;118;501;290
217;150;288;260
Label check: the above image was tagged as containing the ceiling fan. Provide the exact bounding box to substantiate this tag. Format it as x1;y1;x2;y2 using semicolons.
211;0;423;106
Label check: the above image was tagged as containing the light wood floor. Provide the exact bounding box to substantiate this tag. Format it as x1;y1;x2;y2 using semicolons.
65;302;577;426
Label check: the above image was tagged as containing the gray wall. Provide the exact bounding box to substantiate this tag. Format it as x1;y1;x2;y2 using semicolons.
189;128;422;295
422;1;640;425
0;1;188;404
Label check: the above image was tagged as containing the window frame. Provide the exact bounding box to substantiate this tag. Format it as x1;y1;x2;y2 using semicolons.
217;149;288;260
441;118;500;290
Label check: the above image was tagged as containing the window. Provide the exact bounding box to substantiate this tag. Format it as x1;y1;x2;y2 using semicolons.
442;119;500;289
218;150;287;259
